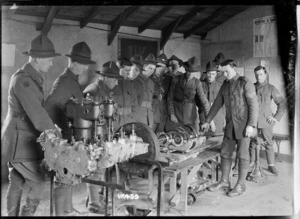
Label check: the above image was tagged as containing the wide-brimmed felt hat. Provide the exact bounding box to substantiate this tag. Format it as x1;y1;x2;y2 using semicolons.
168;55;183;66
66;41;96;65
204;61;218;73
23;34;61;58
220;59;235;67
156;53;168;65
144;53;156;65
183;56;201;72
130;54;144;69
116;56;132;68
95;61;122;79
212;52;225;65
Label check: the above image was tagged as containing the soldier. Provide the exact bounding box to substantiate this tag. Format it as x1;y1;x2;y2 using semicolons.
168;56;211;133
167;55;185;77
44;41;96;216
212;52;227;83
132;54;156;128
83;61;124;214
151;53;172;133
199;61;225;132
116;56;139;125
1;34;61;216
249;66;286;175
201;52;227;83
201;59;258;197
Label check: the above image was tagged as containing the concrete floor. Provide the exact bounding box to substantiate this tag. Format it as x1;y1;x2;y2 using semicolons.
1;153;294;216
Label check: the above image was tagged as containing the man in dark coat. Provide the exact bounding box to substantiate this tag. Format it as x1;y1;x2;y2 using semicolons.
131;54;156;128
1;34;61;216
168;56;210;133
199;61;225;132
44;41;96;216
249;66;286;175
201;52;227;83
83;61;127;214
151;53;172;133
201;59;258;197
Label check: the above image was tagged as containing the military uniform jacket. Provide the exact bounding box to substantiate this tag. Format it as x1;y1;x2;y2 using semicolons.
168;74;210;125
206;74;258;139
254;81;286;128
133;74;155;127
84;78;139;129
150;72;172;123
199;80;225;132
1;63;56;162
44;68;84;141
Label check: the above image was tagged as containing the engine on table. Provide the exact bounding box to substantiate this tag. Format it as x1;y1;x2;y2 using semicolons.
156;125;206;164
37;94;148;185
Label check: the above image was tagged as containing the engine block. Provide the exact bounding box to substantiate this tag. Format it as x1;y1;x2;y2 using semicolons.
38;128;149;185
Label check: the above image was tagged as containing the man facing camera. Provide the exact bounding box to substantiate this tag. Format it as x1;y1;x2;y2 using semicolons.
249;66;286;175
201;59;258;197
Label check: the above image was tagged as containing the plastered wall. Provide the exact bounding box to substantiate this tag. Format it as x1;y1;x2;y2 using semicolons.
1;12;201;123
201;5;292;155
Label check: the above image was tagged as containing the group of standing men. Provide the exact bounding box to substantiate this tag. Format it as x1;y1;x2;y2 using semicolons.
2;34;286;216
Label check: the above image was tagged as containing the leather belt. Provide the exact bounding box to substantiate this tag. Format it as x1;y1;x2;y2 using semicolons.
174;96;194;104
116;107;132;115
10;111;28;121
141;101;152;109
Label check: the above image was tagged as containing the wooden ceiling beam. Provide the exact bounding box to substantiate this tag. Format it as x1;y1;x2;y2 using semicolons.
41;6;60;35
176;6;206;30
108;6;139;46
160;16;182;50
183;5;228;39
80;7;101;28
138;6;172;34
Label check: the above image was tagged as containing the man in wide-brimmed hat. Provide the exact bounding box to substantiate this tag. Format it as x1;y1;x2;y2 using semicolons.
1;34;61;216
167;56;210;133
201;59;258;197
84;60;134;214
199;61;225;133
151;53;172;133
168;55;186;76
44;41;95;216
133;53;156;127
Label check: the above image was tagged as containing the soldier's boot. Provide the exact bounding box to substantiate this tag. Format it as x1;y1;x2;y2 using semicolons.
53;185;68;216
20;198;40;216
7;167;24;216
265;144;278;175
87;184;107;214
6;181;23;216
249;141;256;168
208;157;231;192
227;159;248;197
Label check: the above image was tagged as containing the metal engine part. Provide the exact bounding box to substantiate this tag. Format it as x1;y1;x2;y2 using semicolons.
38;127;149;185
115;122;160;175
38;94;151;185
158;125;205;153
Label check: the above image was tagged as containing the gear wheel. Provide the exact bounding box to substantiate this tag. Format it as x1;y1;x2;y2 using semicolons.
115;122;160;175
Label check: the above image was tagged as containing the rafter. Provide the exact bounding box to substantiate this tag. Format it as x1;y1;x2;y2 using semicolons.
138;6;172;34
80;7;101;28
183;5;228;39
41;6;60;35
108;6;139;46
176;6;206;30
160;16;183;50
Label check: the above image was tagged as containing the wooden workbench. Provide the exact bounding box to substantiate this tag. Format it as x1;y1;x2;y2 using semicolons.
161;136;223;215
